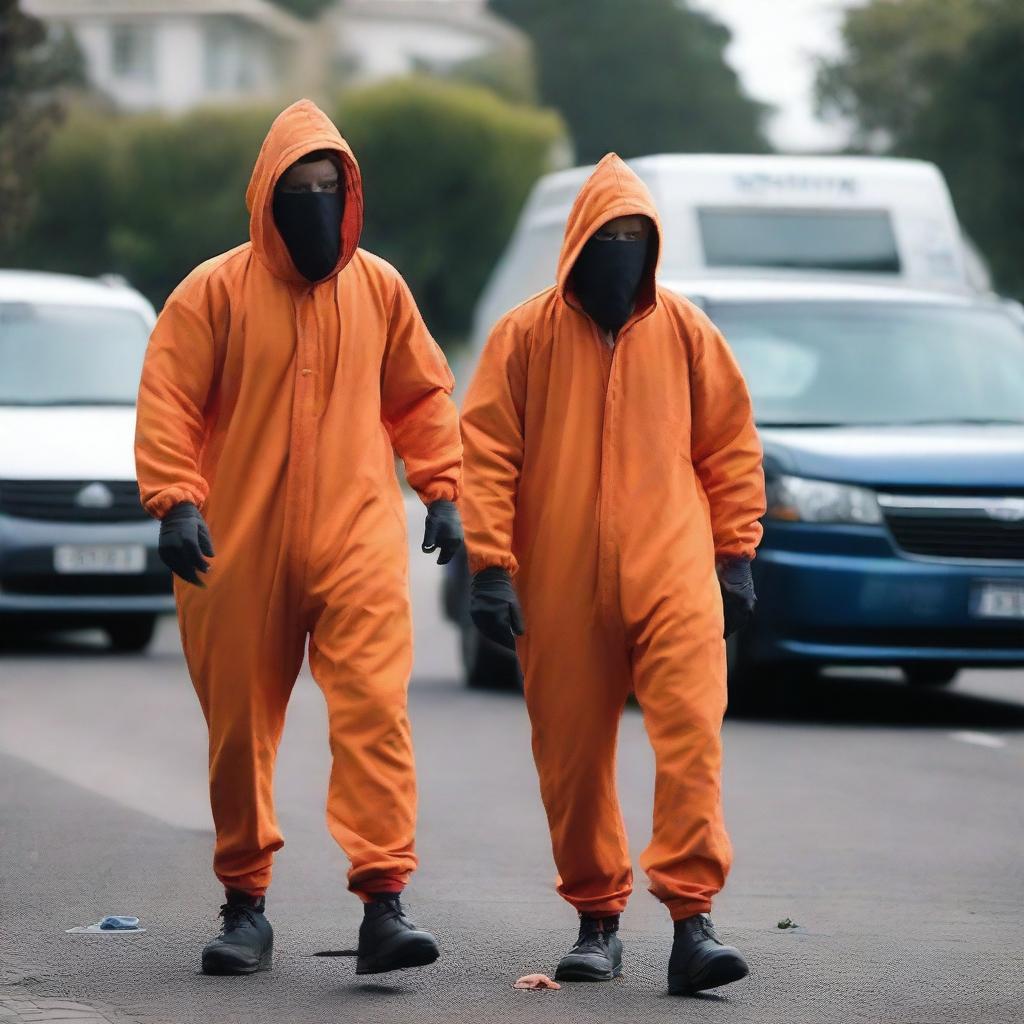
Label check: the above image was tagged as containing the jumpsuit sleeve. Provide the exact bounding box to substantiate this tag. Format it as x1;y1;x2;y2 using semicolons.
134;292;216;519
687;311;766;561
459;316;528;576
380;273;463;505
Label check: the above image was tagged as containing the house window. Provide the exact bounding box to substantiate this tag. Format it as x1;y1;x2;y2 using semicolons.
205;21;260;92
111;24;155;82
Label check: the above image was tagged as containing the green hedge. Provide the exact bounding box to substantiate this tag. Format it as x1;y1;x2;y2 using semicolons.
1;79;563;344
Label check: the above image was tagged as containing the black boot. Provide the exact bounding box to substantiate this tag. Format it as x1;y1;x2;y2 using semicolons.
554;914;623;982
355;894;440;975
201;891;273;976
668;913;748;995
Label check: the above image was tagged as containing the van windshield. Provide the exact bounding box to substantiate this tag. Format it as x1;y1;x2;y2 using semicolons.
698;208;901;273
707;300;1024;427
0;302;150;406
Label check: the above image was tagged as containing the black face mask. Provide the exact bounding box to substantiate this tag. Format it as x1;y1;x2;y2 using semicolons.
571;236;648;335
272;190;344;282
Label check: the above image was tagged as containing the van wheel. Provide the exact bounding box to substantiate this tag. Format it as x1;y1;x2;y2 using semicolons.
106;615;157;653
904;664;958;687
461;621;520;690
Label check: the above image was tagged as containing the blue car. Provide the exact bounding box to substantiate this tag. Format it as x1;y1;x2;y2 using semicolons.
445;279;1024;696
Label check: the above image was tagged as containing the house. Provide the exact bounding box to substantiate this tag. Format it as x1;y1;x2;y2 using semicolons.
22;0;311;113
330;0;525;81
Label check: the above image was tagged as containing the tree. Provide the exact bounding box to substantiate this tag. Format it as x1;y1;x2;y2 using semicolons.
815;0;984;151
2;80;563;343
909;3;1024;297
489;0;768;161
337;77;563;338
0;0;82;244
817;0;1024;297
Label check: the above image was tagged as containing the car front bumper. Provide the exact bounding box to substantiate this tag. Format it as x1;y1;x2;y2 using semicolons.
0;514;174;618
750;522;1024;667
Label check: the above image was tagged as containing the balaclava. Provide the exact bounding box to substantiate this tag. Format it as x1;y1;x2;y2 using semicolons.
571;234;648;335
272;187;344;283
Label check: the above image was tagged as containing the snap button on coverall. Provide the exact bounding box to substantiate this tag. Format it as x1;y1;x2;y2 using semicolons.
461;154;765;920
135;100;462;898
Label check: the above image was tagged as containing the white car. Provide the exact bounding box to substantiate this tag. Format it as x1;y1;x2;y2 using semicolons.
0;270;172;651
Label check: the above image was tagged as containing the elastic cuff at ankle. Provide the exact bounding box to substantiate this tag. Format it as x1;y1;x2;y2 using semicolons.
354;877;406;902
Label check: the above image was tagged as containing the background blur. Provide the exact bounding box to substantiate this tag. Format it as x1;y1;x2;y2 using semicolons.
3;0;1023;349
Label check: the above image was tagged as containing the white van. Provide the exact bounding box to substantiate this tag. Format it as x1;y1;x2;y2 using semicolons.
472;154;986;353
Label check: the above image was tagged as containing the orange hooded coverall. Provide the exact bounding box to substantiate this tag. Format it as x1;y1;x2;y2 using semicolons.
461;154;765;921
134;100;462;899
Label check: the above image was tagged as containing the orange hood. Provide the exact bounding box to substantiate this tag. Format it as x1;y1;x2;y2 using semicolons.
246;99;364;285
556;153;662;315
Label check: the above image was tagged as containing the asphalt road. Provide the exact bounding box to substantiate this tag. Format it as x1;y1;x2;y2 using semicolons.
2;503;1024;1024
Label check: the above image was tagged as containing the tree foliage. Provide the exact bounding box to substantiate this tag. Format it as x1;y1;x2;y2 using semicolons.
818;0;1024;296
490;0;768;161
1;80;563;343
0;0;82;243
339;77;562;338
816;0;984;150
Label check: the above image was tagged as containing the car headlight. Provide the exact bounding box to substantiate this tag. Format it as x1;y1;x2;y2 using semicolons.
766;475;882;524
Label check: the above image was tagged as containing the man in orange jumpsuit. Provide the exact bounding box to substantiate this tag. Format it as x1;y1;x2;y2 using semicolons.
461;154;765;996
135;100;462;977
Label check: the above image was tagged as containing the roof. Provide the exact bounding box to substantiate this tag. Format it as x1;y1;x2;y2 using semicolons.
340;0;525;49
537;153;944;193
663;277;978;307
0;271;156;323
22;0;309;41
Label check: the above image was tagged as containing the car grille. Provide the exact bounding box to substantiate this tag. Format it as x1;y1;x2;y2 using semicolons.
880;495;1024;561
0;480;148;522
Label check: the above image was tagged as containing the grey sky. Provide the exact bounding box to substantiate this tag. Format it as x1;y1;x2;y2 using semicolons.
693;0;865;152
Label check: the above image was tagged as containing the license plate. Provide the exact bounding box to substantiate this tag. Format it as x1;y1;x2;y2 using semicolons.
971;581;1024;620
54;544;146;574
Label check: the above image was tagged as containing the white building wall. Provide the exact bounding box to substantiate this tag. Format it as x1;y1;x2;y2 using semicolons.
153;18;205;112
342;19;494;78
31;11;296;113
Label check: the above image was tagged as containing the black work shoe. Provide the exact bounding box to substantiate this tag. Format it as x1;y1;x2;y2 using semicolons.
355;894;440;975
554;915;623;982
668;913;748;995
201;891;273;976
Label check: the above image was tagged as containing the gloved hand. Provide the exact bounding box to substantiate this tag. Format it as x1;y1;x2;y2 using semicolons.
159;501;214;586
718;556;756;638
421;499;463;565
470;567;525;650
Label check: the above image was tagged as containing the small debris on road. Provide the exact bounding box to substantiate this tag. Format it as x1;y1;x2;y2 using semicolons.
66;916;145;934
777;917;799;930
513;974;561;991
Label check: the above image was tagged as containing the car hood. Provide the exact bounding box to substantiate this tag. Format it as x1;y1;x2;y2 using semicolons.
758;424;1024;490
0;406;138;480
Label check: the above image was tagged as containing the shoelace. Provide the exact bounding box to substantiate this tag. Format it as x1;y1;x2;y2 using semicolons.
368;897;416;930
218;902;259;934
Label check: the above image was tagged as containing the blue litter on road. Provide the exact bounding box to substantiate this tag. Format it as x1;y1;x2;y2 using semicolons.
67;916;145;934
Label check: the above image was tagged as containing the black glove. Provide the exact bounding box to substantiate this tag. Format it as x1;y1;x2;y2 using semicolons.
718;556;756;638
470;567;525;650
421;499;463;565
159;501;214;586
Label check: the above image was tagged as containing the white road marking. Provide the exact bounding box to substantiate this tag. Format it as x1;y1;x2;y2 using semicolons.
949;731;1007;749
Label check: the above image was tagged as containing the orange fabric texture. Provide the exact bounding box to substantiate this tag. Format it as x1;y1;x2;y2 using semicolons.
461;154;765;919
135;100;462;897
